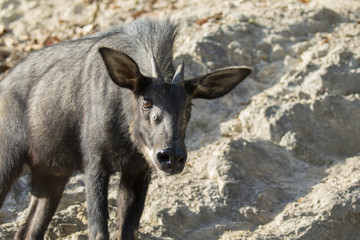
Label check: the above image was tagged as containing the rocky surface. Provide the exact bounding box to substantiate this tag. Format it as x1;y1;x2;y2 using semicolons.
1;0;360;239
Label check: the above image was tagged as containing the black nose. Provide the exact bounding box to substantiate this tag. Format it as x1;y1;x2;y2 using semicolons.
156;147;187;174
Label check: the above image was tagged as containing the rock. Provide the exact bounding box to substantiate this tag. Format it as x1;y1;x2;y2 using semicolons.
250;156;360;240
196;39;230;69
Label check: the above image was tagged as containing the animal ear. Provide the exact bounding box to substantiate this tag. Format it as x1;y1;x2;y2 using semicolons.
185;67;251;99
99;47;145;91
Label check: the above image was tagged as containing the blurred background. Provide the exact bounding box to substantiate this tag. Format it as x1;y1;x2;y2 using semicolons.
1;0;360;239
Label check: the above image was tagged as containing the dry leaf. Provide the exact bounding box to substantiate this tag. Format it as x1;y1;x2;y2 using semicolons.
321;37;330;44
195;12;222;26
195;18;209;26
131;9;148;19
44;36;60;47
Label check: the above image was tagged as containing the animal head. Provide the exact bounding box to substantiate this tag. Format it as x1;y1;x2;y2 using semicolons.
99;47;251;176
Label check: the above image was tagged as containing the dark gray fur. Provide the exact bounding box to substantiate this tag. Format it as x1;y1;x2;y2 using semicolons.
0;18;251;239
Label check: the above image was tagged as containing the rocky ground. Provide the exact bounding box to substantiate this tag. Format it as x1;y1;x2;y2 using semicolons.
1;0;360;239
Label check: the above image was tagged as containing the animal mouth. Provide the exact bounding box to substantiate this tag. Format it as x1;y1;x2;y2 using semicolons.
144;147;168;175
144;146;187;176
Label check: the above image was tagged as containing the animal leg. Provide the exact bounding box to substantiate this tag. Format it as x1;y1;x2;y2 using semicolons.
0;92;28;207
86;166;110;240
0;148;26;208
117;168;151;240
15;172;69;240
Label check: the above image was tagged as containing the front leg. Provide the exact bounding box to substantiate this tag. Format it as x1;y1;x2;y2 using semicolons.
86;165;110;240
117;166;151;240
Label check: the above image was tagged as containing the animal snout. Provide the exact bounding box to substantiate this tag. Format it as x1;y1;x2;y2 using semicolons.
156;146;187;175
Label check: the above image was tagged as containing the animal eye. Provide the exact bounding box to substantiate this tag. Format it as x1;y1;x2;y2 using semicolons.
142;99;153;110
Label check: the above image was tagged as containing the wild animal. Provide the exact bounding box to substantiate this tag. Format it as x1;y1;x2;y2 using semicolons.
0;18;251;239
